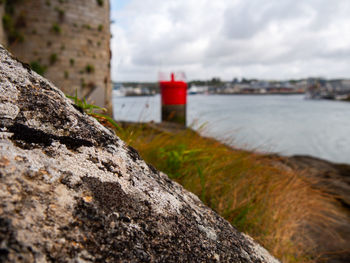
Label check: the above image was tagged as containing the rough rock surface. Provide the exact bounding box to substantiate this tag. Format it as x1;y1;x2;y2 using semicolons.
285;155;350;207
282;155;350;263
0;45;279;263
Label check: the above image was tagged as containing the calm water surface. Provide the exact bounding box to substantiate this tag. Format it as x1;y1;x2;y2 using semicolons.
113;93;350;164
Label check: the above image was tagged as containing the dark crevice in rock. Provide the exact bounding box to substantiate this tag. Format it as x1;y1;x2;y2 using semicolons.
88;155;99;164
42;147;58;158
0;218;11;262
59;171;83;190
72;104;84;114
8;123;93;150
3;84;117;149
100;160;119;174
82;177;131;214
18;60;32;74
147;163;158;175
337;198;350;210
0;217;28;262
95;160;123;178
127;145;142;161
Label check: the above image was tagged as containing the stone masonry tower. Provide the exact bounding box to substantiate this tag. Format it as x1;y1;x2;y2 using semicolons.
0;0;112;113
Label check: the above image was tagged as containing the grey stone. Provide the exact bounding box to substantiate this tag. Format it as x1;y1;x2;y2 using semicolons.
0;45;279;263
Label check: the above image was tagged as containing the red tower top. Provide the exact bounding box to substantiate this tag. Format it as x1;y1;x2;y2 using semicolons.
159;72;187;105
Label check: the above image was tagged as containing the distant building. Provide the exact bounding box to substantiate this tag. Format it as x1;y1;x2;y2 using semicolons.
306;78;350;100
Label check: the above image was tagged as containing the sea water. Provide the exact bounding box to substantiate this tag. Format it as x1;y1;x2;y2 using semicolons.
113;93;350;164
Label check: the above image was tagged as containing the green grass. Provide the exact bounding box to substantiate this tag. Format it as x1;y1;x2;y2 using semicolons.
65;91;121;131
49;53;58;65
51;23;61;34
85;64;95;74
30;61;47;76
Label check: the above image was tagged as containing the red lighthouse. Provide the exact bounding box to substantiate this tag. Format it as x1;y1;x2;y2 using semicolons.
159;73;187;126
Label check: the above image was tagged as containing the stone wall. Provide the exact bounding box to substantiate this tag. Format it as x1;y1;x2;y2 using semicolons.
0;4;6;46
3;0;111;112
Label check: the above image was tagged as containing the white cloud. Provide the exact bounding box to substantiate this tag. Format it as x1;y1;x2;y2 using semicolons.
111;0;350;81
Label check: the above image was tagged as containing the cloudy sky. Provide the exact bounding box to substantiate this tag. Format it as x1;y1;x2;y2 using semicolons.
110;0;350;82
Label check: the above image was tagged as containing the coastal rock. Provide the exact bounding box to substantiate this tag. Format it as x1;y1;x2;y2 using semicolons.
285;155;350;207
282;155;350;263
0;45;279;262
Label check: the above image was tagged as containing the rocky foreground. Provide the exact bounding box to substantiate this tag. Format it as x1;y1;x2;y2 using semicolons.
0;47;280;262
281;155;350;263
284;155;350;208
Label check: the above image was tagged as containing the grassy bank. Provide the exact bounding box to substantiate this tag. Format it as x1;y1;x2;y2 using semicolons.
97;119;341;262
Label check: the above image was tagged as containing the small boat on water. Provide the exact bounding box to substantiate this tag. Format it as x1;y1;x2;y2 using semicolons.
113;83;156;97
187;85;209;95
113;83;126;96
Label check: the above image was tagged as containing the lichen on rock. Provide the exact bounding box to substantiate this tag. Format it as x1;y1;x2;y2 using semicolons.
0;45;279;262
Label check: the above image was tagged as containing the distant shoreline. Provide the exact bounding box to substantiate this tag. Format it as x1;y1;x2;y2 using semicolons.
116;92;306;97
195;92;305;96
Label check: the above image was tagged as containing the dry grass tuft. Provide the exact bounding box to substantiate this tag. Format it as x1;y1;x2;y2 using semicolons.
112;123;341;262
